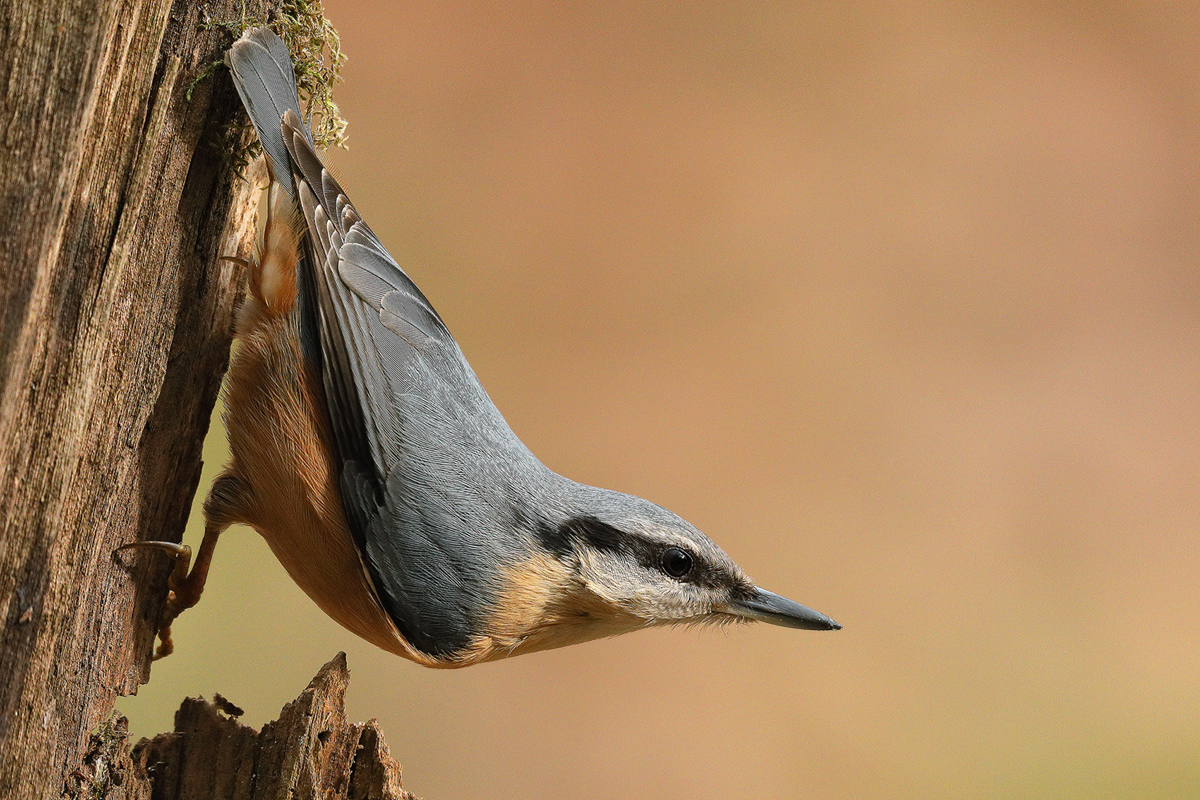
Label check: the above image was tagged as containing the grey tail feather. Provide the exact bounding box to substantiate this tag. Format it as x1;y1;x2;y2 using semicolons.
225;27;313;198
225;27;323;368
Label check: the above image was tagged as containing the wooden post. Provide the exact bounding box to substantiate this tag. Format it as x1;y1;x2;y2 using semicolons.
0;1;277;796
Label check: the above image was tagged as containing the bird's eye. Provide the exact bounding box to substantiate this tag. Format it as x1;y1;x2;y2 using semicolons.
661;547;694;579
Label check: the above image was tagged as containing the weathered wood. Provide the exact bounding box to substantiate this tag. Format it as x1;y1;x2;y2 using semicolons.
68;715;152;800
132;654;415;800
0;0;274;796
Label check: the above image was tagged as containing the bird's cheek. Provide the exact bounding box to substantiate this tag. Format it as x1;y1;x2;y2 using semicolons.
575;562;641;612
657;587;725;624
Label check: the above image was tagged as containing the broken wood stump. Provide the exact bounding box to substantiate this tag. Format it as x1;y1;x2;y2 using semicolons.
130;654;415;800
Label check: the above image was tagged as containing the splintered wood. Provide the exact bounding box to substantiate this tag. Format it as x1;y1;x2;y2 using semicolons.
131;654;415;800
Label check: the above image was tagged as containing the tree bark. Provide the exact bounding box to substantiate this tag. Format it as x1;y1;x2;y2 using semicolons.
0;0;272;796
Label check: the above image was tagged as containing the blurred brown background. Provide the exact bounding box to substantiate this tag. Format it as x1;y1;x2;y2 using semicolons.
119;2;1200;797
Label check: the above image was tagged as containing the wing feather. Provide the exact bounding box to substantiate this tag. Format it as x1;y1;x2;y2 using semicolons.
229;27;529;660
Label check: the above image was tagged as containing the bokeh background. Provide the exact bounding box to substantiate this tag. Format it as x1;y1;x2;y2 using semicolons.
119;2;1200;797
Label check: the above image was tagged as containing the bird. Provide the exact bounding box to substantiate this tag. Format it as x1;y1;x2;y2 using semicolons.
124;26;839;667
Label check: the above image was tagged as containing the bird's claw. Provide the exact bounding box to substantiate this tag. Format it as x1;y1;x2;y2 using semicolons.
117;540;201;660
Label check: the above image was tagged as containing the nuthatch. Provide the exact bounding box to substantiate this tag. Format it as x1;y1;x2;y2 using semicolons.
125;27;839;667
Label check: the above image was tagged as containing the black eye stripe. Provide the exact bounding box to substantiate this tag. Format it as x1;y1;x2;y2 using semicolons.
538;516;655;566
541;516;728;589
544;517;679;571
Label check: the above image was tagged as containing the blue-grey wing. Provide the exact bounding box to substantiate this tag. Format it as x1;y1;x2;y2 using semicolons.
280;111;466;475
229;27;524;659
280;113;513;656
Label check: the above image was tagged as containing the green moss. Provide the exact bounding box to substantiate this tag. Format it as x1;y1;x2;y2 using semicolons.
198;0;349;172
211;0;348;150
65;714;130;800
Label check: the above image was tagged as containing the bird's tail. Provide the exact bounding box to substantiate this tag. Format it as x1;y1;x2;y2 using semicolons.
225;28;322;363
225;27;313;198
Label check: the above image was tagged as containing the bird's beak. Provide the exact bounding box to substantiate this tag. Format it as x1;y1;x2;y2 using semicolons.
727;588;842;631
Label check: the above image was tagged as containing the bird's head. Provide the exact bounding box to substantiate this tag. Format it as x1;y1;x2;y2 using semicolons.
470;489;839;663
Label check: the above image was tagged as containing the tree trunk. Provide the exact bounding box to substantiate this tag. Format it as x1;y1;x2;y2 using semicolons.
0;0;271;795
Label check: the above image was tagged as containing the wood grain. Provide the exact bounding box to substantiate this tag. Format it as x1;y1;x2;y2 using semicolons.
0;1;270;795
